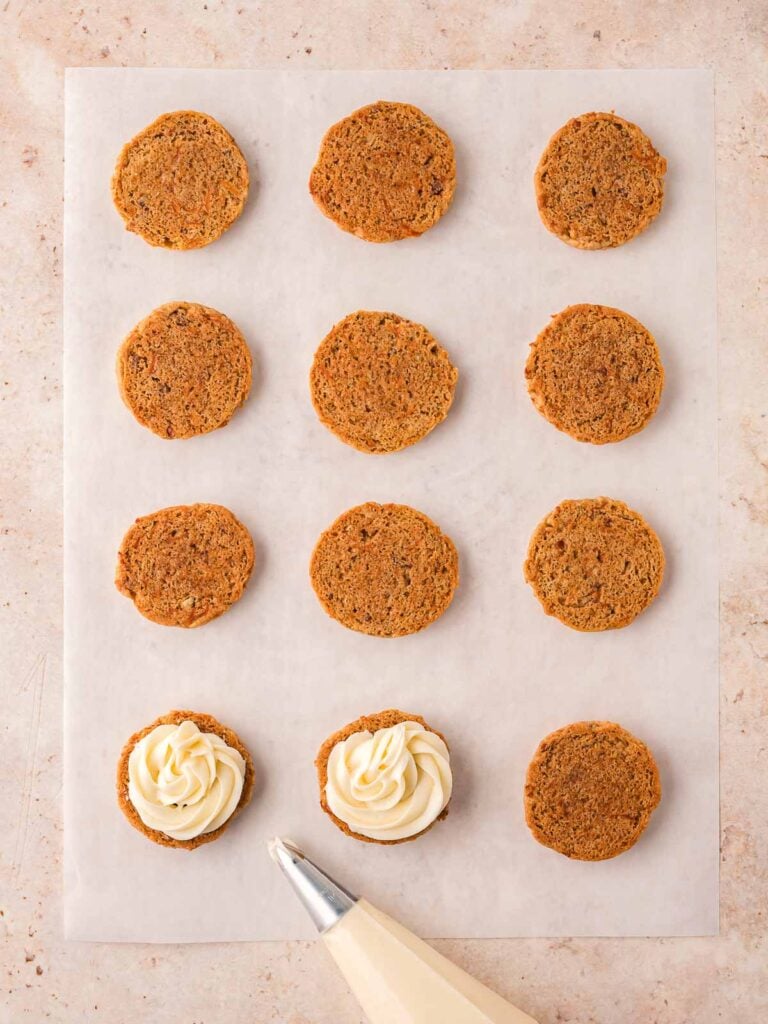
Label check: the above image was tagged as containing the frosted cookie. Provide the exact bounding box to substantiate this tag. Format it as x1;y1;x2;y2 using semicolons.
309;101;456;242
534;112;667;249
525;304;664;444
524;497;664;631
117;302;253;439
310;310;458;454
310;502;459;637
111;110;249;249
115;503;255;628
116;710;255;849
524;720;661;860
316;708;452;844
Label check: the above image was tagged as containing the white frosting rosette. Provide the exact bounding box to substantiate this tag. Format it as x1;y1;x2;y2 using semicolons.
326;720;452;841
128;719;245;841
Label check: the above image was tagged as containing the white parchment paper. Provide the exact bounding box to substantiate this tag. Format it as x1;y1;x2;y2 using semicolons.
64;69;718;941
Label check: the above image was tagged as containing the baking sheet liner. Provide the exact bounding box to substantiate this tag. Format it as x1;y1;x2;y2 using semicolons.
64;69;718;940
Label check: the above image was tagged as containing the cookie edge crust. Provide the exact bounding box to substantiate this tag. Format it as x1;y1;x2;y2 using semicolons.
114;502;256;628
524;303;665;445
111;110;250;251
309;310;459;454
524;720;662;861
308;100;457;243
533;111;667;250
116;709;256;850
315;708;451;845
116;301;254;440
523;497;666;632
309;501;460;638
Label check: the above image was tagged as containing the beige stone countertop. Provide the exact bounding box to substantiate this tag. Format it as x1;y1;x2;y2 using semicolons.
2;2;766;1021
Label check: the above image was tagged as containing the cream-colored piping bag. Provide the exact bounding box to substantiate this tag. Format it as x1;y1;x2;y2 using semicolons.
269;837;540;1024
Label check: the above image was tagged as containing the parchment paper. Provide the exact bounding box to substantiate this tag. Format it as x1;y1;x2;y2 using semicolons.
64;69;718;941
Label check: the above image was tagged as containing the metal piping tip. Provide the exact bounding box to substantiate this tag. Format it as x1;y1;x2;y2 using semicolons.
268;837;358;934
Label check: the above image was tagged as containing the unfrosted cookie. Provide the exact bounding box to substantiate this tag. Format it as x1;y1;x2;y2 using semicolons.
525;720;661;860
524;497;664;631
116;709;255;850
525;304;664;444
117;302;253;439
310;310;458;453
310;502;459;637
111;110;249;249
115;503;255;627
535;112;667;249
309;101;456;242
315;708;451;845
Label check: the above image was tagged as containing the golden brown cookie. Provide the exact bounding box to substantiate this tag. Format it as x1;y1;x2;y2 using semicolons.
525;304;664;444
309;101;456;242
534;112;667;249
116;709;255;850
524;720;662;860
524;497;664;631
117;302;253;439
310;310;458;454
310;502;459;637
115;503;255;628
111;110;249;250
315;709;450;845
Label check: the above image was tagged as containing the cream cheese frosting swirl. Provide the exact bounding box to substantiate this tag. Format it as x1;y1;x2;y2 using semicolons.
325;721;452;841
128;720;245;841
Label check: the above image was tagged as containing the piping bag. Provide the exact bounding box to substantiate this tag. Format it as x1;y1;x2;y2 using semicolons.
269;837;540;1024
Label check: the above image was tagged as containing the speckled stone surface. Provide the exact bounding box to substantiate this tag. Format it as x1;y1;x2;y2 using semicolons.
1;2;766;1021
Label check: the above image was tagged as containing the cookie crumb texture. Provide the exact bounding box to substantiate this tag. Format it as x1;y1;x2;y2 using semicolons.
116;709;255;850
117;302;252;439
111;110;249;249
310;310;458;453
524;497;664;631
310;502;459;637
525;304;664;444
115;503;255;628
535;112;667;249
309;101;456;242
315;708;450;845
525;720;661;860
